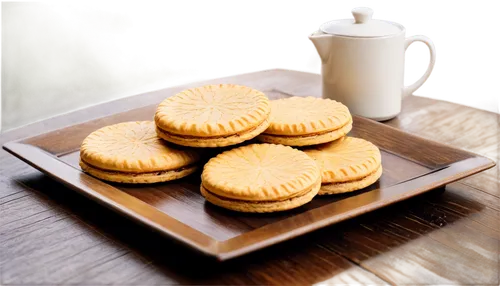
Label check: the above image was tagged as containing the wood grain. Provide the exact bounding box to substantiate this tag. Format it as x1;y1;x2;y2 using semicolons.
0;69;498;285
4;96;493;260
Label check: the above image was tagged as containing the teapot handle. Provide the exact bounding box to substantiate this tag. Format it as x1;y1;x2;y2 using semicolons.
403;36;436;97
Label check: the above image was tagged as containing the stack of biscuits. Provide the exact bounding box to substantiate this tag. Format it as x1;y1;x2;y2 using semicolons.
79;84;382;213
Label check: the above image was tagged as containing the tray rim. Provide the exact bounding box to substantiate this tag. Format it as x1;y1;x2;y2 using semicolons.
2;116;496;261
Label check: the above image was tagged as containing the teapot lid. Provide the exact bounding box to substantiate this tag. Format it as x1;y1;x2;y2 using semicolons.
320;7;403;37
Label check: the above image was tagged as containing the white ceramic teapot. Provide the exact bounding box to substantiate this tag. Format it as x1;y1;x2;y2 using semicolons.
309;7;436;121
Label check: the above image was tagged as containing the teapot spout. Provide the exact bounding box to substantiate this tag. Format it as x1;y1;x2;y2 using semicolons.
309;30;332;64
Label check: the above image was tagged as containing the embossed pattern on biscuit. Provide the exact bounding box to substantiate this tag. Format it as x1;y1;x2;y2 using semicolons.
80;121;200;173
264;97;352;135
201;144;321;201
155;84;270;137
304;137;381;183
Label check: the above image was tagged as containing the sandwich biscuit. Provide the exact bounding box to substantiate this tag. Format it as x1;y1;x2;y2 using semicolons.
201;144;321;212
155;84;270;147
257;97;352;146
80;121;200;183
304;137;382;194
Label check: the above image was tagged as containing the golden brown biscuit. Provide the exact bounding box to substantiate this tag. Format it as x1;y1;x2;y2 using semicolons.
303;136;382;195
80;160;198;184
257;119;352;146
257;96;352;146
80;121;200;183
201;144;321;212
155;84;271;147
319;166;382;195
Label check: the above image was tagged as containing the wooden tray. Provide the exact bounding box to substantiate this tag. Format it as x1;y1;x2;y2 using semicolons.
3;96;494;261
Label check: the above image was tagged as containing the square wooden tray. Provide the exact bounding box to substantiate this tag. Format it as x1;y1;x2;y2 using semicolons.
3;96;494;261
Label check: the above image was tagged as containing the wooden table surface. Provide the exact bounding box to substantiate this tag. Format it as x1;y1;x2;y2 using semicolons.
0;70;498;285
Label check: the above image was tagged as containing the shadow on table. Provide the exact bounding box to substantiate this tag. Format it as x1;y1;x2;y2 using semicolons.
16;173;484;285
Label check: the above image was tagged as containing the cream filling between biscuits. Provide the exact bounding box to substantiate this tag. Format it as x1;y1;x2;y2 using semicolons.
262;119;353;138
201;179;321;204
323;165;381;186
157;117;269;139
80;159;195;176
